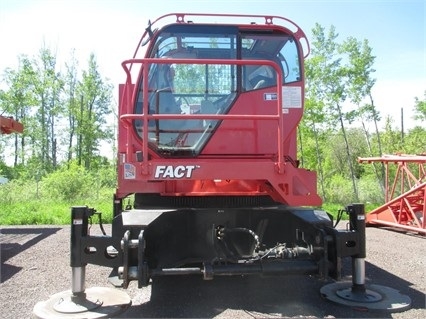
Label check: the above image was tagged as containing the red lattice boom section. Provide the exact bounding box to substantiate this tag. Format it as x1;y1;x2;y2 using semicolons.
358;154;426;234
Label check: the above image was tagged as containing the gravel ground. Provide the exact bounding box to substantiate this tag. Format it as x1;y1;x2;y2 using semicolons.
0;224;425;319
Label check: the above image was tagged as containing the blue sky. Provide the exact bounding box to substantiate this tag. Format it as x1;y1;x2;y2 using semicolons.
0;0;425;129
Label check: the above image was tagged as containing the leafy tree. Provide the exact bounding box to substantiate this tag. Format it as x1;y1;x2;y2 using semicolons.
32;46;65;171
307;23;359;201
299;97;329;200
324;128;368;179
1;48;114;174
413;91;426;121
0;55;36;166
403;126;426;154
381;116;403;154
64;50;79;165
76;53;113;169
340;36;385;195
0;159;15;180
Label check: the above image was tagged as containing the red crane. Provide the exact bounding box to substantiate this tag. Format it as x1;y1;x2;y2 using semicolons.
34;13;411;318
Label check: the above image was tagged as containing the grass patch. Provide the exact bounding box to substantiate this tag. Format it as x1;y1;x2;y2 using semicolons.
0;199;113;225
0;198;380;226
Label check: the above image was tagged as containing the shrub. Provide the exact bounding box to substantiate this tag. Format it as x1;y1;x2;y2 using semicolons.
0;179;40;204
324;175;357;204
41;163;92;201
358;175;384;205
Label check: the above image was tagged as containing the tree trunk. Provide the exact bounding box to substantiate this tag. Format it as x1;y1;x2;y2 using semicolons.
360;118;385;196
50;111;56;168
336;102;359;202
78;95;83;166
313;123;327;201
369;93;385;184
68;114;75;165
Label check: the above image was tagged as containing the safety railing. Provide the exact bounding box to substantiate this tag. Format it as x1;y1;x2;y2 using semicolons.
131;13;310;60
120;58;288;168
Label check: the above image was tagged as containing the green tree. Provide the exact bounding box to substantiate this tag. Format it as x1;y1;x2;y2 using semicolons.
324;128;368;179
299;96;329;200
304;32;337;201
413;91;426;121
404;126;426;154
340;36;385;195
77;53;113;169
32;46;65;171
64;50;79;165
0;55;36;166
308;23;359;202
381;116;403;154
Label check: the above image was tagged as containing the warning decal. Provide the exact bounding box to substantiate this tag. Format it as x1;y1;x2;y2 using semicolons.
124;163;136;179
282;86;302;108
264;93;278;101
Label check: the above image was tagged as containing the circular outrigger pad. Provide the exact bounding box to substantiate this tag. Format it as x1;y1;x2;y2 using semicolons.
320;282;411;312
33;287;131;319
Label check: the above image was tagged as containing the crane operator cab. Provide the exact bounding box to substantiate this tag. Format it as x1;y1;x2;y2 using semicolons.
132;18;305;158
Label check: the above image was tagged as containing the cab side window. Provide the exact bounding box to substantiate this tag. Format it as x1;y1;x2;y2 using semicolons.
279;39;300;83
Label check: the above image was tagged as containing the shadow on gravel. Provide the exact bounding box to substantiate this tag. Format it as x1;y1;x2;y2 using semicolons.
0;227;61;283
364;257;425;311
116;258;423;318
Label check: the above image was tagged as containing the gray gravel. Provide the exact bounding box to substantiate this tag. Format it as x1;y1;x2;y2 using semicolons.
1;224;425;318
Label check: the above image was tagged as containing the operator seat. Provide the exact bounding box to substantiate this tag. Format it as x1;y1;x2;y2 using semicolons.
152;88;181;114
251;75;276;90
248;65;277;90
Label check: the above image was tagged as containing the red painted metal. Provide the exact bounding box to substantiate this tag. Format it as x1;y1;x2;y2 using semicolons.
358;154;426;234
0;115;23;134
115;13;321;207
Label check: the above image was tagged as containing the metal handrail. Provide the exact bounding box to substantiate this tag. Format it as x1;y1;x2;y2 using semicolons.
120;58;285;166
132;13;310;59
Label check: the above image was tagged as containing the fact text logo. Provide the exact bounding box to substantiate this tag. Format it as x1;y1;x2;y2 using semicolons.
154;165;199;179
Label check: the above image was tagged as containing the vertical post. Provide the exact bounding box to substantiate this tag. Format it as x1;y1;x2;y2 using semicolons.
347;203;366;293
70;206;89;295
113;194;122;219
112;195;123;238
